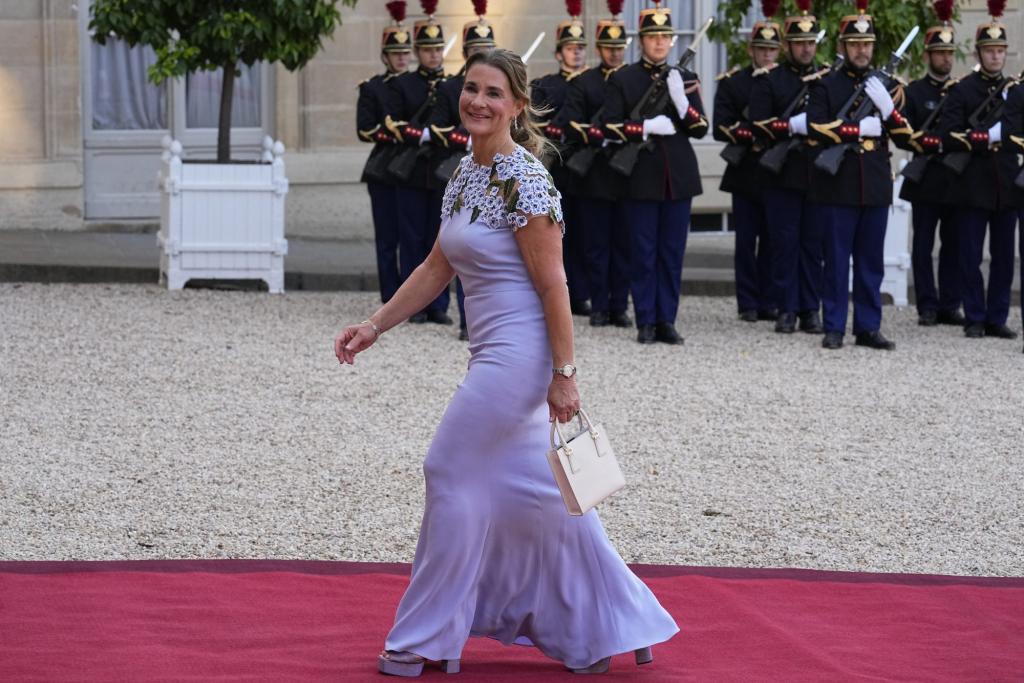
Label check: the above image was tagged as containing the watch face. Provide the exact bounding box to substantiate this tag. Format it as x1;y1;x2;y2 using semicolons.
562;364;575;376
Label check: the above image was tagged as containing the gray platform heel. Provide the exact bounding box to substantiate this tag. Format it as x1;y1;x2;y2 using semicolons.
569;647;654;674
377;650;460;677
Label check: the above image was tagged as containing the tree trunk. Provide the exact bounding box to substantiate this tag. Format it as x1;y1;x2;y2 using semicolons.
217;64;236;163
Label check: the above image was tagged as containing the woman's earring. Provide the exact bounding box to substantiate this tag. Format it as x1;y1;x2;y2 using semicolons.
511;117;519;132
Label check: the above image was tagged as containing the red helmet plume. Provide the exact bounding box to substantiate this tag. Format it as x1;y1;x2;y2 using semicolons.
472;0;488;17
607;0;624;16
386;1;406;23
933;0;953;23
855;0;868;13
761;0;781;18
566;0;582;17
420;0;438;17
795;0;813;13
987;0;1006;19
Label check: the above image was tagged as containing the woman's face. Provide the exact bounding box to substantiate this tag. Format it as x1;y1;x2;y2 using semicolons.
460;63;524;139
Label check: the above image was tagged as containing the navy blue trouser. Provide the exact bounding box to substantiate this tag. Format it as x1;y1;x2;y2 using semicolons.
911;202;960;315
732;194;775;313
820;204;888;334
562;195;590;304
764;189;823;316
395;186;448;314
367;181;402;303
622;198;691;327
580;199;630;314
955;206;1016;326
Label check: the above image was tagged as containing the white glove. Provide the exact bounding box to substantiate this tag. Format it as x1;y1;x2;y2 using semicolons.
788;112;808;136
988;121;1002;145
666;69;689;119
419;128;431;145
859;116;882;138
642;115;676;140
864;76;895;120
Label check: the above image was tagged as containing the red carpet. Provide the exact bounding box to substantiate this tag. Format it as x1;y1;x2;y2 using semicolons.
1;561;1021;682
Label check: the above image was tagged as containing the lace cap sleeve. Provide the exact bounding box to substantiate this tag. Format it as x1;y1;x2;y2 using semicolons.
505;151;564;235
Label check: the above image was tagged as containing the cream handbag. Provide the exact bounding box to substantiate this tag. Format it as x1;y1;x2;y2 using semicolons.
546;408;626;516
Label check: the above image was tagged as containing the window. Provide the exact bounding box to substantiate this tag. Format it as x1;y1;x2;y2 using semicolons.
90;39;166;130
186;64;263;129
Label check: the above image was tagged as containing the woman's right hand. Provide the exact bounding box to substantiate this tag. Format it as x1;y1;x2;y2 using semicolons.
334;322;378;365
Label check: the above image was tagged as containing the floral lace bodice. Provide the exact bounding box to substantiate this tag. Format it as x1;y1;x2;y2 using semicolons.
440;145;564;234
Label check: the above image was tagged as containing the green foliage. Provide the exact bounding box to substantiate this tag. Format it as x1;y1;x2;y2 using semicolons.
709;0;967;78
89;0;355;83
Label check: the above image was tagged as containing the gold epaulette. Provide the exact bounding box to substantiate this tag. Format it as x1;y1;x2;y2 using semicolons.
565;70;584;82
941;77;961;91
752;64;777;78
715;65;741;82
357;78;370;89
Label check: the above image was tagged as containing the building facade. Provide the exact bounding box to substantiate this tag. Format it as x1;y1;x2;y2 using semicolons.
1;0;1021;239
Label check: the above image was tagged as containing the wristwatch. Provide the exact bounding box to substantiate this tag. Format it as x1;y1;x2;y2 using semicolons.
552;363;577;378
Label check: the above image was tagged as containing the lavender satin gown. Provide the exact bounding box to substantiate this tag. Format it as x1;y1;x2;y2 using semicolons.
383;146;679;669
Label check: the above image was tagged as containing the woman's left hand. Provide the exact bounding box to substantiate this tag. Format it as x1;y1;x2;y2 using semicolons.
548;376;581;424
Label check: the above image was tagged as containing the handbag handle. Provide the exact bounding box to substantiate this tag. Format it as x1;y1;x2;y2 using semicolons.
549;407;600;453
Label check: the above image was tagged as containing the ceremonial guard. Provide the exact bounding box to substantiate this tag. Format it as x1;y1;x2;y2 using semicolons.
1000;57;1024;351
532;1;591;316
806;1;913;350
937;1;1018;340
713;1;781;324
553;0;631;328
749;1;826;335
426;0;497;340
386;0;452;325
357;2;412;305
900;2;963;328
602;2;709;345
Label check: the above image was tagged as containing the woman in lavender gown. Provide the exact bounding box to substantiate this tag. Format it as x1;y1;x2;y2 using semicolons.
334;48;678;677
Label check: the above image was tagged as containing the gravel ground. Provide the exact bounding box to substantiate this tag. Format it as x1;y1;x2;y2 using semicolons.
1;282;1022;577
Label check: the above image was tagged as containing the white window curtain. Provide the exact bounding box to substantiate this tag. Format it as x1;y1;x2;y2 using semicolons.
186;63;262;129
90;39;167;130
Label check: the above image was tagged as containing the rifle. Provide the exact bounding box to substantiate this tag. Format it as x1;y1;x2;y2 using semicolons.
899;83;953;184
813;26;919;177
388;81;444;182
942;74;1017;175
565;101;610;177
759;57;842;174
608;17;714;177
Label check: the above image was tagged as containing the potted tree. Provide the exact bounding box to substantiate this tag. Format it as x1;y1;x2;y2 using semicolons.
90;0;355;292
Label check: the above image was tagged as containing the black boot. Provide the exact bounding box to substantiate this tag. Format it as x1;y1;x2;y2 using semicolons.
984;323;1018;340
936;309;965;326
854;330;896;350
964;323;985;338
822;331;844;349
654;322;684;345
775;312;796;334
570;299;592;316
738;309;758;323
409;312;427;324
798;311;823;334
757;308;779;321
589;311;610;327
637;324;656;344
609;310;632;328
426;309;453;325
917;310;938;326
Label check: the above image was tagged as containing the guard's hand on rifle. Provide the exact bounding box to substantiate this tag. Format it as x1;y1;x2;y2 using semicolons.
859;116;882;138
788;113;808;136
988;121;1002;146
642;115;676;141
667;69;689;119
864;77;895;120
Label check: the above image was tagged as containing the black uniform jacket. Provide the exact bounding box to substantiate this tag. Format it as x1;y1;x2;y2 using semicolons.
898;74;955;204
713;64;771;200
356;71;401;184
387;66;446;190
807;65;914;207
530;68;580;195
749;60;822;194
551;63;623;200
999;82;1024;208
936;70;1018;211
601;59;709;202
426;73;470;184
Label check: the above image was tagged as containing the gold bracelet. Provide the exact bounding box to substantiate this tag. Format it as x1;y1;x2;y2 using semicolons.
361;319;381;338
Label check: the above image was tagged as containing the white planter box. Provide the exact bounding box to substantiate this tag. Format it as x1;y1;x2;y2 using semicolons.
158;137;289;293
